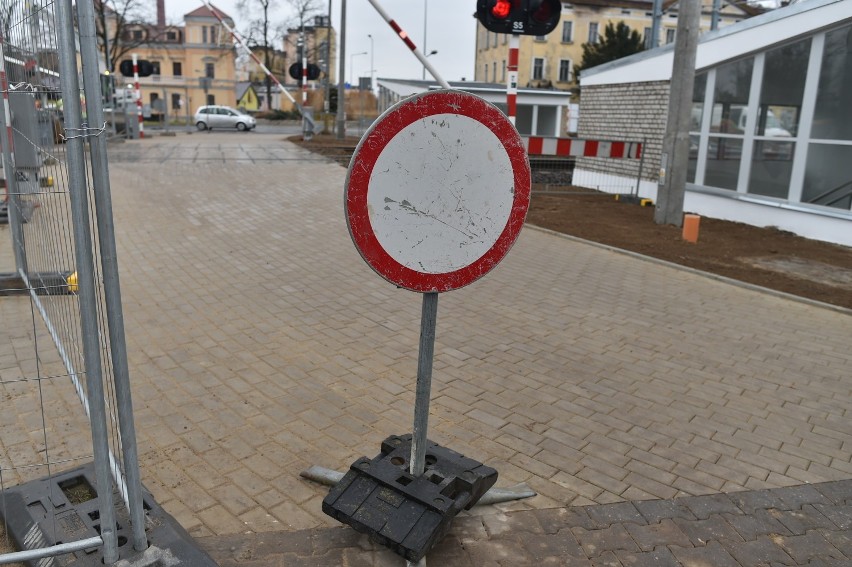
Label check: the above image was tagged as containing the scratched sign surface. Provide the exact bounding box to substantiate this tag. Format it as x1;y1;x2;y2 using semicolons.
346;90;531;293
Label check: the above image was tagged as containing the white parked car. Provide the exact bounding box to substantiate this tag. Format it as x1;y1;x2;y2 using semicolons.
194;105;256;131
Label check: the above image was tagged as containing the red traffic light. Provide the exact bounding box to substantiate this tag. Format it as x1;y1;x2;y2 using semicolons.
491;0;511;18
476;0;561;36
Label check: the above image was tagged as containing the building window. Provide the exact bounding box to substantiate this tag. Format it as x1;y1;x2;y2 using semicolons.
484;64;488;82
171;93;181;110
202;26;208;44
207;94;215;105
704;57;754;191
132;29;143;40
562;21;573;43
205;62;215;78
502;59;506;82
535;35;546;42
166;30;177;41
503;34;507;45
532;57;544;80
558;59;571;82
210;26;218;44
173;61;182;76
151;61;160;75
644;27;652;49
666;28;676;44
588;23;598;44
492;31;498;48
493;62;497;82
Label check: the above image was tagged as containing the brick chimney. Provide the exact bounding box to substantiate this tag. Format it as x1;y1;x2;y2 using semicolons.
157;0;165;29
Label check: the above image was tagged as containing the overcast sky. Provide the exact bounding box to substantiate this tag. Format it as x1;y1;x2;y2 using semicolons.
167;0;479;83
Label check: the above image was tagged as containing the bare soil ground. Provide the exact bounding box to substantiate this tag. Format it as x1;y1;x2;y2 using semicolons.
294;134;852;310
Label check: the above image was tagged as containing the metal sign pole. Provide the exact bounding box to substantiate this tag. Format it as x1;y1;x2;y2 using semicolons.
409;291;438;477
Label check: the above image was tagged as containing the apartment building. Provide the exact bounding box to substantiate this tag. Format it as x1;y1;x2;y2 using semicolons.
474;0;759;90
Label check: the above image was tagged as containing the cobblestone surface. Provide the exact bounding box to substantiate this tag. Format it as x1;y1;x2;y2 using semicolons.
2;132;851;564
200;480;852;565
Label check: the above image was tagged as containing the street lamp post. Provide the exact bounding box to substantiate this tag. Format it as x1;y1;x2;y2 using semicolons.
424;50;438;82
422;0;429;79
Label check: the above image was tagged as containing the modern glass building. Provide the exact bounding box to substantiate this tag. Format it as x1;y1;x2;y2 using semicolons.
579;0;852;246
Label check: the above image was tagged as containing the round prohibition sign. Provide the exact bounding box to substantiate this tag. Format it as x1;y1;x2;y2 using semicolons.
345;90;531;293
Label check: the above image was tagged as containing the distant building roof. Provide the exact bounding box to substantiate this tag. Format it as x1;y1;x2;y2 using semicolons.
236;81;255;101
184;4;232;20
580;0;846;85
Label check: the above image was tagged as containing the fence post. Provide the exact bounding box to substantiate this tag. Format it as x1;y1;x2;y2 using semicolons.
0;34;27;276
75;0;148;552
56;0;119;561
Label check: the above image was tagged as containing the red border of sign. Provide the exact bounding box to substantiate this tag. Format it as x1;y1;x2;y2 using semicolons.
345;90;531;293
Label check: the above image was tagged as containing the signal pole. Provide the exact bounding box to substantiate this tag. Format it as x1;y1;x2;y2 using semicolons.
654;0;701;226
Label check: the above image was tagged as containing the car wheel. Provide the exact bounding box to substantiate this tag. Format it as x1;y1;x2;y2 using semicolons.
236;122;247;131
196;121;207;131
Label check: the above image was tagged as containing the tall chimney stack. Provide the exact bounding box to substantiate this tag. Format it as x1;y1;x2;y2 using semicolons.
157;0;165;29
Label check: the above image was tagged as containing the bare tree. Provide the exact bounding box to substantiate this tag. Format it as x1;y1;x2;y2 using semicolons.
237;0;281;110
239;0;323;110
93;0;163;74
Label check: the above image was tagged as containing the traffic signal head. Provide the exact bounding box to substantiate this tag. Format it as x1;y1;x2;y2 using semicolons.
476;0;561;36
119;59;154;77
288;63;302;81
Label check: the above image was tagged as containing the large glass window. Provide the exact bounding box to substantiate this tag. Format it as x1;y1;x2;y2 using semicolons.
812;25;852;140
705;138;743;190
688;72;707;183
747;38;810;198
710;57;753;134
803;144;852;209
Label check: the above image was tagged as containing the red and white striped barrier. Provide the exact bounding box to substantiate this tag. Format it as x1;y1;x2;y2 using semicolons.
524;136;643;159
200;0;299;109
365;0;450;89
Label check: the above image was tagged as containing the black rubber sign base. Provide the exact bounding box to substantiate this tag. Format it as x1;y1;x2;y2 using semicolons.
0;462;216;566
322;434;498;562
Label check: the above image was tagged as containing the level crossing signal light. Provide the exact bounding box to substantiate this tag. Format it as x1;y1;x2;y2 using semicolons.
118;59;154;77
476;0;561;36
288;63;321;81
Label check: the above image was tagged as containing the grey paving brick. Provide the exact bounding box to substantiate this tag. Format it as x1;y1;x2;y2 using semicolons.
670;541;741;567
771;505;838;535
775;532;846;564
573;524;640;557
725;538;795;566
678;493;744;520
625;519;692;551
634;499;697;524
674;514;745;546
724;509;793;541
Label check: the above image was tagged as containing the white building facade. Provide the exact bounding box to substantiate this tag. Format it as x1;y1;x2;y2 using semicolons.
579;0;852;246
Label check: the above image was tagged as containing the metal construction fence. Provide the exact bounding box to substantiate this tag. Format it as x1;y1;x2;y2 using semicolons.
0;0;146;563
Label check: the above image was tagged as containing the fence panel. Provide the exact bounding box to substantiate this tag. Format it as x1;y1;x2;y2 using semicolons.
0;0;145;563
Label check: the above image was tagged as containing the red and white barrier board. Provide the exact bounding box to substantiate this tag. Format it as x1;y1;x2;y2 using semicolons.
524;136;643;159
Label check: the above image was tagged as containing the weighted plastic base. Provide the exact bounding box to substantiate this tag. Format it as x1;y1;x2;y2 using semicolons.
322;434;498;563
0;462;216;566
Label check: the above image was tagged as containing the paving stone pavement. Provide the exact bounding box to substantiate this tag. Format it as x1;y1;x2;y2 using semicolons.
1;132;851;564
200;478;852;566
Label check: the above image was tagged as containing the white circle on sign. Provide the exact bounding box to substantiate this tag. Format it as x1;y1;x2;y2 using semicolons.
367;113;514;274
